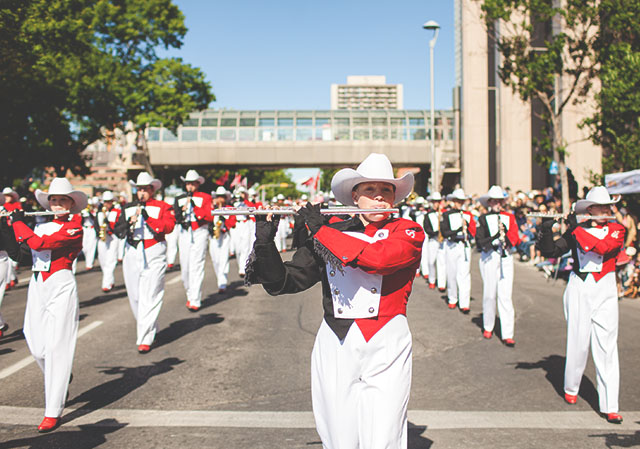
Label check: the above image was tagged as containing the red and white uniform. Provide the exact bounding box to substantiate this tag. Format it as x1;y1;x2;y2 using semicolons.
80;208;98;269
116;200;175;347
13;217;83;418
208;208;237;290
476;211;521;339
176;192;213;308
232;199;257;276
96;206;121;290
441;209;477;309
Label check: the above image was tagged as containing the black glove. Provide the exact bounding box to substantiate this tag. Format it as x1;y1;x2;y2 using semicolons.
565;213;578;232
297;202;324;236
11;209;25;223
140;208;149;220
539;218;556;232
255;212;281;243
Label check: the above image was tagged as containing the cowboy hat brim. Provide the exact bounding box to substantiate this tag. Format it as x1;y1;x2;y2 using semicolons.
35;189;88;214
180;175;205;185
574;195;620;214
129;179;162;191
2;191;18;202
331;168;414;207
477;194;507;208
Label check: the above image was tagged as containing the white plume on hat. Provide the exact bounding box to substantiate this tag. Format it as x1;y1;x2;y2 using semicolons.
180;169;205;185
2;187;18;202
446;188;468;201
130;172;162;191
330;153;414;207
35;178;88;214
102;191;115;202
574;186;620;214
478;185;507;207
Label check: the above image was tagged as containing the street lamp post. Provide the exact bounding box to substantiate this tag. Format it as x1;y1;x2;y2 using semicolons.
423;20;440;194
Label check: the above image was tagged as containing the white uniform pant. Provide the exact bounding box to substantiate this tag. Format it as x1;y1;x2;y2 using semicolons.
166;227;179;265
275;219;288;252
427;239;447;289
209;232;231;289
479;251;515;339
178;226;209;306
123;242;167;346
24;269;78;418
311;316;412;449
445;241;471;308
117;236;125;261
0;252;8;327
234;220;253;276
97;235;119;290
563;272;619;413
419;235;430;276
7;257;17;283
82;227;97;268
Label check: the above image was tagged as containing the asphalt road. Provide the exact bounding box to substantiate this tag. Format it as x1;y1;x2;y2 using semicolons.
0;245;639;449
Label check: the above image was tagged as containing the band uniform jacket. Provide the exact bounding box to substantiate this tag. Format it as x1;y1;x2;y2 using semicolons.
174;192;213;231
114;199;175;249
475;211;520;254
440;209;476;243
247;216;425;342
539;219;625;282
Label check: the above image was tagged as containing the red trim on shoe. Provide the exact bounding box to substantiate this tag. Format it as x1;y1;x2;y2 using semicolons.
483;330;492;339
606;413;623;424
137;344;151;354
37;417;60;433
564;393;577;404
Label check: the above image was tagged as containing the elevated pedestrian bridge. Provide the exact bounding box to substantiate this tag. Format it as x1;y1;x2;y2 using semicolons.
146;109;459;171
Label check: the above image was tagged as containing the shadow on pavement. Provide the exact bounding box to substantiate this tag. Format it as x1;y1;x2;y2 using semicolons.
408;422;434;448
64;357;184;425
589;431;640;448
80;288;127;309
0;328;24;346
153;313;224;350
514;354;599;411
0;420;124;449
471;314;503;339
200;280;248;310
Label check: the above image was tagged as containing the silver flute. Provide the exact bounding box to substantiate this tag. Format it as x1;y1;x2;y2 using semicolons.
0;210;71;217
211;207;400;216
526;213;616;221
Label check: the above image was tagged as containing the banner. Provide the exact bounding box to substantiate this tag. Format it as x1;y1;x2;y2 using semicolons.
605;169;640;194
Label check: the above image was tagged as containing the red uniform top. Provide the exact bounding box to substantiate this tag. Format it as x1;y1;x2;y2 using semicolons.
213;206;238;232
13;217;83;281
573;222;625;282
3;202;22;213
177;191;213;231
314;217;425;341
501;211;521;247
120;199;176;249
97;207;122;235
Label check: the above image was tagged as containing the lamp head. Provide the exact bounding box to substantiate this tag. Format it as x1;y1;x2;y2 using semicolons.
423;20;440;30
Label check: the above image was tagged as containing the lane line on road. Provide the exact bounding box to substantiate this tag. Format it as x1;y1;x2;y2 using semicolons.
0;407;638;430
166;275;182;286
0;320;104;380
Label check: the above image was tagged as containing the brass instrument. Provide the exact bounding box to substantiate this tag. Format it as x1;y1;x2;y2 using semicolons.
213;219;223;239
98;206;108;241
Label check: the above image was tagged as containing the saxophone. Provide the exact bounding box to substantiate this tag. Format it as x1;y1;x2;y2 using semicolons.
98;206;108;241
213;219;223;239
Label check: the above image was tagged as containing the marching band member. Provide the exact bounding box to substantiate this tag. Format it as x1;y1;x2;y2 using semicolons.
6;178;86;432
247;153;424;449
441;188;476;313
174;170;213;312
80;198;98;271
274;194;289;252
2;187;21;290
425;192;447;291
209;187;237;293
116;191;128;262
410;196;430;279
232;187;256;278
538;186;625;424
114;172;175;353
475;186;520;346
164;196;179;269
96;191;121;292
0;194;9;337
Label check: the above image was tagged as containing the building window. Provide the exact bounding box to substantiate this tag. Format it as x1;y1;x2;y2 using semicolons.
372;128;387;140
296;128;313;141
353;129;369;140
259;129;274;141
239;129;255;141
259;118;275;126
334;128;350;140
147;129;160;141
201;129;217;141
220;129;236;141
181;129;198;141
315;118;330;126
278;118;293;126
239;118;255;127
277;128;293;141
201;118;218;127
220;118;237;127
161;129;178;141
183;118;199;127
409;128;427;140
409;118;425;126
296;118;312;126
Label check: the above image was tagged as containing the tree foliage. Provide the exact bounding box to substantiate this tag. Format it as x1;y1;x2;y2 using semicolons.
0;0;214;184
479;0;599;210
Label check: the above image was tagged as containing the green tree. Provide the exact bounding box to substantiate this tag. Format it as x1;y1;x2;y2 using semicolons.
0;0;213;184
479;0;599;211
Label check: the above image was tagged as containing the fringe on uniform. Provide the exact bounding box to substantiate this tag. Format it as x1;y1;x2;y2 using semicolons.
313;238;345;275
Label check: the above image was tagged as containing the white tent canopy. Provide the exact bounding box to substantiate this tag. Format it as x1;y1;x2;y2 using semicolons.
605;169;640;194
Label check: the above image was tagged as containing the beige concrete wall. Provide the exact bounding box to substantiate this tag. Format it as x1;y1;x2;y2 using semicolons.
460;0;489;195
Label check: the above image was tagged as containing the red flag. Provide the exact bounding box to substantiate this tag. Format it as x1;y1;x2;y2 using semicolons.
312;171;321;191
230;172;242;187
301;176;314;187
241;176;248;188
215;170;229;186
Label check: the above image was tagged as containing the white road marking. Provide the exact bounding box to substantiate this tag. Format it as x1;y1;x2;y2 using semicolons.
18;276;31;284
166;275;182;286
0;321;103;380
0;406;637;430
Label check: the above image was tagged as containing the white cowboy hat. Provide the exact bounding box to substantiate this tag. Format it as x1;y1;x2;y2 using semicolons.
331;153;414;207
446;188;468;201
214;186;228;196
574;186;620;214
2;187;18;202
427;192;443;201
415;196;425;205
102;191;115;202
35;178;88;214
477;185;507;207
180;169;205;185
130;172;162;191
276;193;285;201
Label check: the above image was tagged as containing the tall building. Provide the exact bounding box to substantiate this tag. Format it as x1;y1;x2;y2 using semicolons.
331;76;404;110
455;0;601;195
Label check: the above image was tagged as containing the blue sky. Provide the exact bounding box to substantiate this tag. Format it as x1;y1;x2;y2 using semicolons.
161;0;455;184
